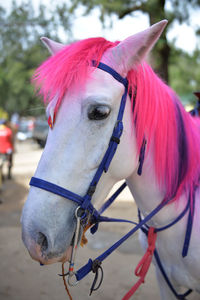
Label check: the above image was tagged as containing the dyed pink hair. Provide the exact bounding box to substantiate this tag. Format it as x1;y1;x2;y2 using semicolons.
33;37;200;202
33;38;117;110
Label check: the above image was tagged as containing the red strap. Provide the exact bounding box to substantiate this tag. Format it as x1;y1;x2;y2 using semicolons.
48;115;53;129
122;227;157;300
48;111;56;129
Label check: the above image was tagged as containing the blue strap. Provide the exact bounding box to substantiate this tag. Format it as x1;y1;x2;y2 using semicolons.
141;225;183;298
154;249;192;299
137;138;146;176
182;191;195;257
75;198;171;281
30;177;137;233
138;190;194;258
139;196;194;300
90;215;139;235
138;196;190;233
76;193;194;287
92;61;128;89
90;182;128;234
76;259;93;280
79;62;128;211
30;177;84;205
30;62;129;216
98;181;127;214
97;216;137;225
80;119;125;210
29;177;99;219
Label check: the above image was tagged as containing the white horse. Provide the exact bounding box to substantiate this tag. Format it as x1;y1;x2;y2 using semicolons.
21;20;200;299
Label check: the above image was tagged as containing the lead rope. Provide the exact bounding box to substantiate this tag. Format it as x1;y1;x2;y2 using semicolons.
122;227;157;300
62;263;73;300
61;227;156;300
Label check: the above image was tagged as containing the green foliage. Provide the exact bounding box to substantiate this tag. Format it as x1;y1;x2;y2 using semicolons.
0;0;71;117
69;0;200;24
169;47;200;104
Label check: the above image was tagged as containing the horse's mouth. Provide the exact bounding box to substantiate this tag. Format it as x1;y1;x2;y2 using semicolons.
32;244;73;265
55;226;84;264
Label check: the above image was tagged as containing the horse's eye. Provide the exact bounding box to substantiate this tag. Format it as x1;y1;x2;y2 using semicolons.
88;105;111;120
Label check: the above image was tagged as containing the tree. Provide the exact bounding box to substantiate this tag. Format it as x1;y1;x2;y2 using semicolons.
69;0;200;83
169;47;200;105
0;0;71;116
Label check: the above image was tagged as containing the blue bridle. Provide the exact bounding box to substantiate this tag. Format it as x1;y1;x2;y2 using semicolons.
29;61;193;299
30;61;131;222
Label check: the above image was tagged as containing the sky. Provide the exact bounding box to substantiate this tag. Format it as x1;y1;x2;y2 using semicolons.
72;7;199;53
1;0;200;53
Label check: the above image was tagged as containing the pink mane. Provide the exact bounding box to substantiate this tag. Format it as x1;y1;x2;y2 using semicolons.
128;64;200;201
33;37;200;203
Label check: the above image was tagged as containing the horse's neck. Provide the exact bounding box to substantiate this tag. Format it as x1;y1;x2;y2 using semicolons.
126;149;187;227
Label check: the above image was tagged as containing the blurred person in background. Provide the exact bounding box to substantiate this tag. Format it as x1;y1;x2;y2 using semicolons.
10;112;19;144
0;119;14;179
190;92;200;117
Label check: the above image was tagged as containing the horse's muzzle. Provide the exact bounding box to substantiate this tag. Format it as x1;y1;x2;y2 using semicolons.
23;232;73;265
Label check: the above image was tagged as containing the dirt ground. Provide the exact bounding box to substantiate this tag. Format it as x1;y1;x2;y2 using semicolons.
0;140;197;300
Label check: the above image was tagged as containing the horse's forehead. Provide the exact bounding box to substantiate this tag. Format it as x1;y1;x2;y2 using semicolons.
47;67;125;123
60;67;124;108
84;67;124;98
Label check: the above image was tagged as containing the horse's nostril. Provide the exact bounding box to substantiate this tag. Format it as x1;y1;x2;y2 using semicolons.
37;232;48;252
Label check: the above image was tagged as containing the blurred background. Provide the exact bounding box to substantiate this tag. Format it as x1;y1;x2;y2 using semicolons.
0;0;200;299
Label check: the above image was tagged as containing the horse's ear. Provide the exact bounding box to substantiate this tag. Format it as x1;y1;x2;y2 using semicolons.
103;20;168;76
40;37;65;55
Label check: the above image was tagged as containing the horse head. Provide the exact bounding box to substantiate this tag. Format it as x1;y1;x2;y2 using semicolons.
21;21;167;265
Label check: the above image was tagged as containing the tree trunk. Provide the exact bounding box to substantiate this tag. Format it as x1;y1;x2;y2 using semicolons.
118;0;171;83
151;32;170;83
148;0;170;83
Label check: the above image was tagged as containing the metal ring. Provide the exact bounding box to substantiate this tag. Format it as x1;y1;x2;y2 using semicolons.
67;273;79;286
75;206;86;219
75;206;81;219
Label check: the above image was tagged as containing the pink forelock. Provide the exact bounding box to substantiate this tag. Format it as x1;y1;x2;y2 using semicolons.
33;37;200;203
33;38;117;113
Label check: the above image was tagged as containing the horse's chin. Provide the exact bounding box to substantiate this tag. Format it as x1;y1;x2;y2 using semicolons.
28;242;73;265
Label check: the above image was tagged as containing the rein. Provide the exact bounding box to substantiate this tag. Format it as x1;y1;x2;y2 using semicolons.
30;61;194;299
